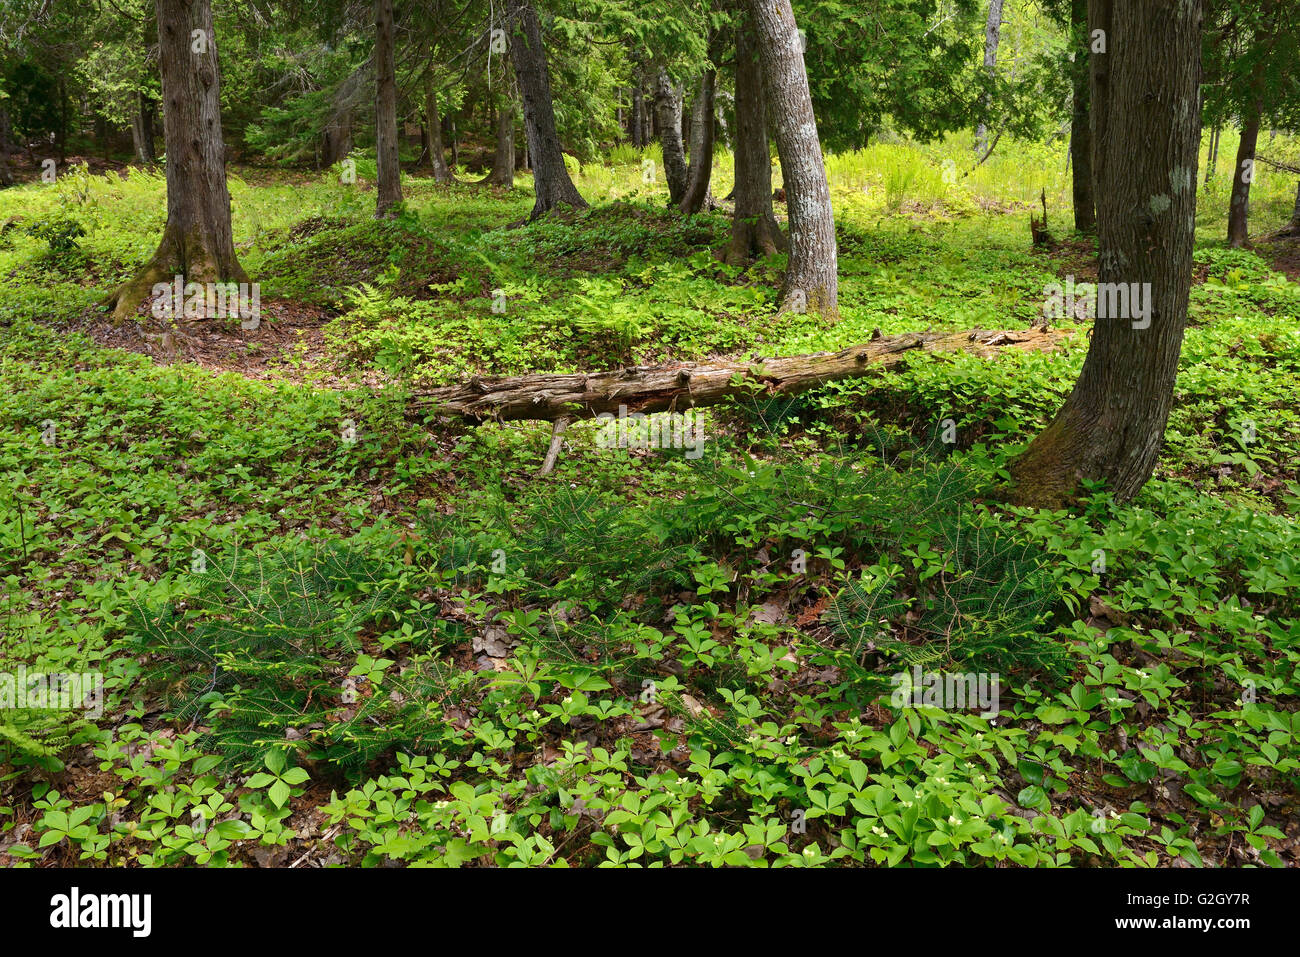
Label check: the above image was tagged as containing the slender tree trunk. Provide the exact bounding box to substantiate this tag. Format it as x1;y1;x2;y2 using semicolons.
749;0;837;317
654;69;688;204
374;0;402;217
132;14;158;165
141;93;158;162
483;97;516;186
509;0;587;218
1227;106;1261;247
1205;122;1220;183
680;70;716;213
724;13;785;263
1069;0;1094;232
57;77;68;163
1288;180;1300;232
975;0;1006;152
0;106;12;187
1010;0;1202;506
130;92;156;165
632;70;646;147
423;75;454;182
107;0;247;321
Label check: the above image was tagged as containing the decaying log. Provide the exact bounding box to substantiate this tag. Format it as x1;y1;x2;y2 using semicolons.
410;327;1074;424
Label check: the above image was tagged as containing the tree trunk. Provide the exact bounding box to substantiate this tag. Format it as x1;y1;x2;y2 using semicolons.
975;0;1006;152
724;12;785;264
1069;0;1094;232
132;14;158;166
749;0;838;317
483;97;516;187
107;0;247;321
1205;122;1220;184
1289;180;1300;232
130;90;157;165
1010;0;1202;506
322;107;353;167
423;75;454;183
680;70;716;214
412;328;1069;423
1227;105;1261;247
654;69;688;205
632;71;646;147
509;0;587;218
0;106;12;188
374;0;402;218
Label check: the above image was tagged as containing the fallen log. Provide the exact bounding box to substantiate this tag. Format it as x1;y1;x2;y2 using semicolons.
410;327;1074;424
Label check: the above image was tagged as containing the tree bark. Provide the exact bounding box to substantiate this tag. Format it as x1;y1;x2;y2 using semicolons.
422;74;454;182
1069;0;1094;232
680;70;716;214
374;0;402;218
1010;0;1202;506
483;96;516;187
130;90;157;165
655;69;688;204
1205;122;1220;184
509;0;587;218
1289;179;1300;232
131;14;158;166
411;328;1071;424
1227;105;1261;247
975;0;1006;152
0;106;14;187
749;0;838;317
107;0;247;321
724;11;785;264
632;71;646;147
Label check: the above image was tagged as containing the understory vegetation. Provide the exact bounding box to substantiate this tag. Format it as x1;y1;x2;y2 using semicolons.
2;142;1299;868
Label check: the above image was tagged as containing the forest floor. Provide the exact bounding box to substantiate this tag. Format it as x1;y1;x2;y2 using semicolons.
2;145;1299;867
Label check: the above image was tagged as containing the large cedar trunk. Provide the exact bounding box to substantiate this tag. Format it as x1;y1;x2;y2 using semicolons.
107;0;247;321
975;0;1006;152
509;0;587;218
724;12;784;263
423;75;454;183
1010;0;1202;506
679;70;716;214
1069;0;1094;232
1227;106;1261;247
749;0;837;317
374;0;402;217
654;69;688;205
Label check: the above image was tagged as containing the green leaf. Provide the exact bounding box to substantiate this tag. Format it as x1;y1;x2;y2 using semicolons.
1017;786;1046;809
